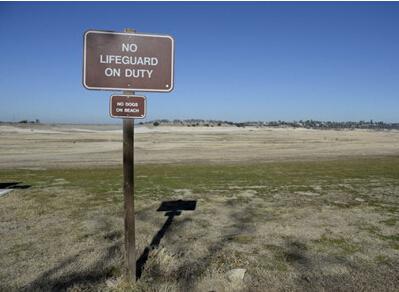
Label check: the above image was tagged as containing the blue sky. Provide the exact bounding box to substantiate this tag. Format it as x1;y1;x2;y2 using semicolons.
0;2;398;123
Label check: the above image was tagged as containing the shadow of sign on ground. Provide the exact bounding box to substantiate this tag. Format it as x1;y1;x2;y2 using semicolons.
0;182;31;197
22;200;197;290
0;182;31;189
136;200;197;279
22;238;123;291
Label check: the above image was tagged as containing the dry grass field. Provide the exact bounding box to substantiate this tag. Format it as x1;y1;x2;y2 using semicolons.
1;124;399;291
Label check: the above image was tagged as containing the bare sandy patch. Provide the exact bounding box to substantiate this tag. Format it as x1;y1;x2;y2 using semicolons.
1;124;399;169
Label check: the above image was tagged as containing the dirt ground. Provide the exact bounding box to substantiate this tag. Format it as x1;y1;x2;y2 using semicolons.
0;124;398;291
1;123;399;168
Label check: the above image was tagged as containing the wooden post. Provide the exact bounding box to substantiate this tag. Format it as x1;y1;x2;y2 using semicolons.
123;28;136;282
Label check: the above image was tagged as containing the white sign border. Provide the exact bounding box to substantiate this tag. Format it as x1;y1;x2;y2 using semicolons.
109;94;147;119
83;30;174;93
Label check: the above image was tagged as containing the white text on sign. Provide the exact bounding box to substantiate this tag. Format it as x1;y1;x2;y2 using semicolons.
100;43;158;78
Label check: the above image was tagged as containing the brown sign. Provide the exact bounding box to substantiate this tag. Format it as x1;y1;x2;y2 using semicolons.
110;95;146;119
83;30;174;92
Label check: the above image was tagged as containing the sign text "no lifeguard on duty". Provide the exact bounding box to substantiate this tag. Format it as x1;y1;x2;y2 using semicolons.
83;30;174;92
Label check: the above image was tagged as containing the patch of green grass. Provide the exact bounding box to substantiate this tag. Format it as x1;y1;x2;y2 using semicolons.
367;200;399;214
1;157;397;228
313;234;361;255
262;244;289;271
330;200;355;209
2;157;399;203
228;234;254;244
390;243;399;250
360;223;399;249
378;234;399;242
375;254;389;263
360;224;380;235
374;255;396;267
380;218;397;227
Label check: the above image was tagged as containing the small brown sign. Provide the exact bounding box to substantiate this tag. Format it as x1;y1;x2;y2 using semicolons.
83;30;174;92
110;95;146;119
